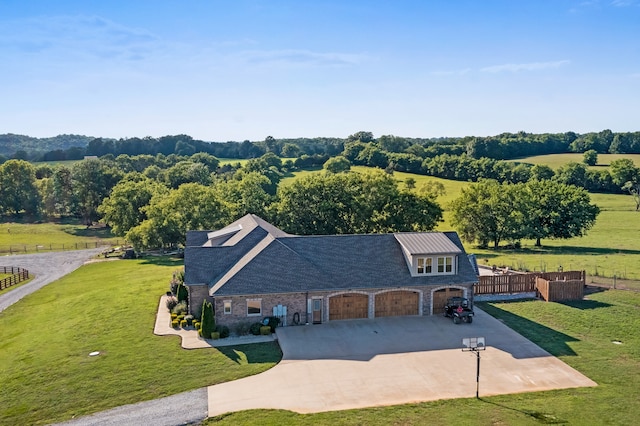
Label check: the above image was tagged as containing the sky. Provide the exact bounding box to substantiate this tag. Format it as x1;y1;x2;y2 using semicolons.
1;0;639;142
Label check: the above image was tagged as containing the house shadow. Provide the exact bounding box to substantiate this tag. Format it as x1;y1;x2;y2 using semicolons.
216;342;282;365
478;302;579;357
559;299;612;310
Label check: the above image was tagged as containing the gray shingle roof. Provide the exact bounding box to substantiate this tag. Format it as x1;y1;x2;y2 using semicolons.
184;215;478;296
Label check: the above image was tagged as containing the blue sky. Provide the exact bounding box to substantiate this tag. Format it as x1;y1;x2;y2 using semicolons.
1;0;639;141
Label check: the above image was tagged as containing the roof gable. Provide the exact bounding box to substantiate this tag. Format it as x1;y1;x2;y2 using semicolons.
394;232;462;255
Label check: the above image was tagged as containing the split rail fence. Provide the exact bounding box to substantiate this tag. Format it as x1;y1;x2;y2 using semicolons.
0;266;30;290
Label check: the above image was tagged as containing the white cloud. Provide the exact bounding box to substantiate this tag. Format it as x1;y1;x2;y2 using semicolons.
611;0;637;6
480;60;570;73
236;49;369;68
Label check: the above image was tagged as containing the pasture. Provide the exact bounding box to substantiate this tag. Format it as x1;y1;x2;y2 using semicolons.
509;153;640;169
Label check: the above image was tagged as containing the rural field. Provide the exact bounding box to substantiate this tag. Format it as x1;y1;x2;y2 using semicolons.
284;165;640;284
508;153;640;169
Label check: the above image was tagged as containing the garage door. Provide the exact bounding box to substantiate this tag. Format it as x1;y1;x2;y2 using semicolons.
375;291;419;317
432;288;463;315
329;293;369;320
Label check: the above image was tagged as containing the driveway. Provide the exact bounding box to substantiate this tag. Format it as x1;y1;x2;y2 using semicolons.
0;248;105;313
207;308;596;416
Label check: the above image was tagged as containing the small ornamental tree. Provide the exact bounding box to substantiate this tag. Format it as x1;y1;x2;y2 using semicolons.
201;300;215;339
176;282;188;303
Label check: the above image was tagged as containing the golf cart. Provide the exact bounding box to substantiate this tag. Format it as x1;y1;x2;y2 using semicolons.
444;296;474;324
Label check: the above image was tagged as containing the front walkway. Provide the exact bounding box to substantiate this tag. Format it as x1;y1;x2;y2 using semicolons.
153;295;277;348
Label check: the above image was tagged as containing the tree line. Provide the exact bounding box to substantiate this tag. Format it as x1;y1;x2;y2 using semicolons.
3;129;640;164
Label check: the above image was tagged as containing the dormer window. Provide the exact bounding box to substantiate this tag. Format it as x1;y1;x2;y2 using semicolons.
438;256;453;273
417;258;432;274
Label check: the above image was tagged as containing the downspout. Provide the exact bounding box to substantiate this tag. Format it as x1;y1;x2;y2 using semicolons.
305;291;309;324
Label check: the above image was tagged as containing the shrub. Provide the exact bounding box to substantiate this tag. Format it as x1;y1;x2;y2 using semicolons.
170;313;178;320
176;282;188;303
165;296;178;312
180;319;187;328
193;321;200;330
211;331;220;340
264;316;281;332
201;300;215;340
249;322;263;335
177;314;185;321
198;328;203;337
260;326;271;335
234;322;252;336
184;314;194;326
216;325;230;338
171;319;179;328
172;301;188;316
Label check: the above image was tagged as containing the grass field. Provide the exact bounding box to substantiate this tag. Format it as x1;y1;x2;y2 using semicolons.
0;258;281;425
203;290;640;425
0;220;120;254
509;153;640;169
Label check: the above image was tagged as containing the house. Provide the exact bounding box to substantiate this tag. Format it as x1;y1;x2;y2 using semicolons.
184;214;478;327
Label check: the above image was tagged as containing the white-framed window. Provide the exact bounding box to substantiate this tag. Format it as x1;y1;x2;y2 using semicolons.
417;257;432;274
438;256;453;273
247;299;262;316
223;300;232;315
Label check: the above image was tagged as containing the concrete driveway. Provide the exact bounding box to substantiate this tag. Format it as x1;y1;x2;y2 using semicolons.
207;308;596;417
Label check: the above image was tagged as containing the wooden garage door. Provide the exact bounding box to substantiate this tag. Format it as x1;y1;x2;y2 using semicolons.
329;293;369;320
375;291;419;317
432;288;463;315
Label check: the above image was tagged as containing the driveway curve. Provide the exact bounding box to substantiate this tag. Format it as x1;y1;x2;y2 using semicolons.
0;248;105;313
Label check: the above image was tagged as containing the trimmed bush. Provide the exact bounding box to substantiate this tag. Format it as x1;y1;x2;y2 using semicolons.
260;326;271;335
198;328;203;337
177;314;185;321
172;301;188;316
165;296;178;312
216;325;230;338
234;321;252;336
249;322;262;336
180;319;187;328
193;321;200;330
184;314;194;326
171;319;179;328
211;332;220;340
264;316;281;332
201;300;215;340
170;313;178;320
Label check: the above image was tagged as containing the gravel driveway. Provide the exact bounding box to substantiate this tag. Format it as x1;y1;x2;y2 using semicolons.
0;248;105;313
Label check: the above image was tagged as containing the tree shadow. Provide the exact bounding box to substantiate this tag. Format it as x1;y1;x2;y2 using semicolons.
216;342;283;364
477;302;579;357
480;245;640;256
138;256;184;267
64;226;115;239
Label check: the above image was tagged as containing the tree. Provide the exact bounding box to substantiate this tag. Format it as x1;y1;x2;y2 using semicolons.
530;164;555;181
273;170;442;235
555;162;587;187
200;300;215;339
583;150;598;166
215;172;275;219
610;159;640;210
0;160;41;216
165;161;212;189
521;180;600;246
323;156;351;173
126;183;231;249
72;159;123;225
97;174;168;236
347;131;374;143
450;180;525;248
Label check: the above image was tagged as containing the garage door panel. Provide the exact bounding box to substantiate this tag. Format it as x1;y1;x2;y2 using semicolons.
375;291;419;317
329;293;368;320
433;288;463;314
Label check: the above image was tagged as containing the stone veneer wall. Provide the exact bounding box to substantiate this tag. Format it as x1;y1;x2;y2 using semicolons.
187;284;212;318
213;283;475;327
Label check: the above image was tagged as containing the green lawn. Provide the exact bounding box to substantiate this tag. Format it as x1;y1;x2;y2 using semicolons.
0;258;281;425
509;153;640;169
0;220;120;254
204;290;640;425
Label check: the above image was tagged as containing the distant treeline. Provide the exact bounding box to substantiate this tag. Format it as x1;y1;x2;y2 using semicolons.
1;129;640;163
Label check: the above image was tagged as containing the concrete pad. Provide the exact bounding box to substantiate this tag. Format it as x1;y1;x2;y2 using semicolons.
154;296;277;348
207;308;596;416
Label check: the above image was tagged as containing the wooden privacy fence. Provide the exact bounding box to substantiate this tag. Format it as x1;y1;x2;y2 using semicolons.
0;267;30;290
536;277;584;302
474;271;585;301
